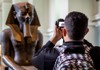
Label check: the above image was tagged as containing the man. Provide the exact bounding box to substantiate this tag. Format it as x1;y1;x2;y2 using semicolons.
32;12;96;70
53;11;95;70
1;2;43;70
32;19;64;70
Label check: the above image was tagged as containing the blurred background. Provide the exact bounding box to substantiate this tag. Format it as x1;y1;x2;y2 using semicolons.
0;0;100;66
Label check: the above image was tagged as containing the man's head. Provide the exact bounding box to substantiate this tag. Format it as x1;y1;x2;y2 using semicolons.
63;11;88;41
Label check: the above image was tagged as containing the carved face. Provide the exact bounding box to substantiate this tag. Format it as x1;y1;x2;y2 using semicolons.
6;2;40;40
13;3;35;37
15;3;34;24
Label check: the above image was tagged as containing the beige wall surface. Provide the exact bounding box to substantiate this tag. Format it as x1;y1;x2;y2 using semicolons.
69;0;97;23
33;0;49;32
0;2;2;32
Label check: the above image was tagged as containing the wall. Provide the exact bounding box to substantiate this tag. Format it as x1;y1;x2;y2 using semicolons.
0;0;98;46
32;0;98;45
68;0;98;45
0;0;1;53
32;0;50;44
33;0;49;32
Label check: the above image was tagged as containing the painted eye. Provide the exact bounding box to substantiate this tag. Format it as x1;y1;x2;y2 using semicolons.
29;12;32;16
21;12;27;16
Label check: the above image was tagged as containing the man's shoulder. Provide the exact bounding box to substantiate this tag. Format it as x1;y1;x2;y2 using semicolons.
55;45;67;53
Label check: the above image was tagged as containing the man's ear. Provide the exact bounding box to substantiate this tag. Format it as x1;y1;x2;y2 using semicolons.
85;28;89;35
62;28;67;36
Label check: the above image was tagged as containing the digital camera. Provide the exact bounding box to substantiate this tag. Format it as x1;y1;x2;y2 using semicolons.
56;18;65;28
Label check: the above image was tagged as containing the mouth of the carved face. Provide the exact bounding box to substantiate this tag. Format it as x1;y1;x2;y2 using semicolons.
23;23;32;37
25;17;31;23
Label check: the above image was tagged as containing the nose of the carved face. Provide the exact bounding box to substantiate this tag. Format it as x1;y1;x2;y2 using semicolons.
25;17;30;23
25;13;31;23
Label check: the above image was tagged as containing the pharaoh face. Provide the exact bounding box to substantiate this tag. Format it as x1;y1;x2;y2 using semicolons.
13;3;35;37
6;2;40;39
14;3;34;24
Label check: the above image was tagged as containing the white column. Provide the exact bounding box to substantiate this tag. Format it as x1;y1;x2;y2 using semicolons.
47;0;68;45
0;2;2;32
48;0;56;33
48;0;68;31
94;0;100;26
31;0;50;45
97;0;100;46
93;0;100;45
2;0;12;30
97;0;100;13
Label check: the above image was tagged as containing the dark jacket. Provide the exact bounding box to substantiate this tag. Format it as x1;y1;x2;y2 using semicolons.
32;40;100;70
32;41;59;70
89;47;100;70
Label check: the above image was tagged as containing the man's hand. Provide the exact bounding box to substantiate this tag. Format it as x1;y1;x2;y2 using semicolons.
50;25;63;44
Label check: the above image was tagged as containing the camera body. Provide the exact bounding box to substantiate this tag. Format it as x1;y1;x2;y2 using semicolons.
56;18;64;28
58;21;64;28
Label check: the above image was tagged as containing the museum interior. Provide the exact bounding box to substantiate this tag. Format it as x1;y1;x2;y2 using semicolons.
0;0;100;70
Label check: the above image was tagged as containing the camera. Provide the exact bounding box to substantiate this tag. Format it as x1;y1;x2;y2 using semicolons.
58;21;64;28
56;18;65;28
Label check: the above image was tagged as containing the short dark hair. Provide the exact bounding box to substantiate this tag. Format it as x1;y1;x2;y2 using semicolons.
65;11;88;40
